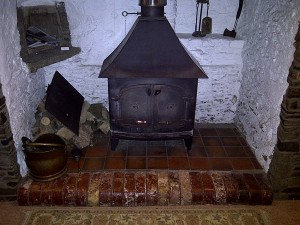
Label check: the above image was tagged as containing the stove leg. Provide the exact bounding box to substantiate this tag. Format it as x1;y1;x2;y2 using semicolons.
184;137;193;151
110;137;119;151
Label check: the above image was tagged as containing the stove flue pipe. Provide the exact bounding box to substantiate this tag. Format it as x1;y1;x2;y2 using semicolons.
139;0;167;17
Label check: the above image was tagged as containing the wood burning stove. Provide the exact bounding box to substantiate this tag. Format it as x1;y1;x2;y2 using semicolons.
99;0;207;150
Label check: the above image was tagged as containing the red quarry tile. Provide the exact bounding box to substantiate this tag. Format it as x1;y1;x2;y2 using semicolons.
28;181;41;206
67;158;85;172
200;172;215;204
221;137;242;146
52;176;65;206
135;172;146;206
210;158;232;171
147;146;167;157
251;158;263;169
189;172;203;204
168;157;190;170
99;172;113;206
168;172;181;205
85;146;107;157
146;172;158;206
167;146;188;157
112;172;124;206
202;137;222;146
83;158;105;171
124;172;135;207
216;128;237;136
192;137;204;146
147;157;168;169
230;158;255;170
64;174;77;206
76;173;90;206
105;157;125;170
126;157;146;169
244;147;256;157
188;146;207;157
206;146;226;157
198;128;218;137
40;181;53;205
127;145;146;156
107;148;127;157
211;173;227;204
189;158;211;170
224;146;248;157
238;137;248;146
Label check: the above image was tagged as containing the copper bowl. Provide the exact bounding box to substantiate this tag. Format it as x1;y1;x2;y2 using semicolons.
22;133;67;181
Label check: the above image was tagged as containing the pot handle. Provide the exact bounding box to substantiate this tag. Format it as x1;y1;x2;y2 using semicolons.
23;142;65;148
22;136;32;145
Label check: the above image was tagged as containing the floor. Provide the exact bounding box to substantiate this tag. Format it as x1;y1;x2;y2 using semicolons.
67;124;262;172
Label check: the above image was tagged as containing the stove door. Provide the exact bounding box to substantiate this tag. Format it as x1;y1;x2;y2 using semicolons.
153;84;192;131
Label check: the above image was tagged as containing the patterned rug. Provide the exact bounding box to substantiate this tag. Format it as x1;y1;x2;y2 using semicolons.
22;207;270;225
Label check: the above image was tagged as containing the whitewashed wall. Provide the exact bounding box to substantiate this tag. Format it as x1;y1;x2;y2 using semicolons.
18;0;243;124
236;0;300;171
0;0;46;176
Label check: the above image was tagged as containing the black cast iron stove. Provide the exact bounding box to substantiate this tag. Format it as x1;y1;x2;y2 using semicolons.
99;0;207;150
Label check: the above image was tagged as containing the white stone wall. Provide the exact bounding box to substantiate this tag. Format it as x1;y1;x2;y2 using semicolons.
0;0;46;176
236;0;300;171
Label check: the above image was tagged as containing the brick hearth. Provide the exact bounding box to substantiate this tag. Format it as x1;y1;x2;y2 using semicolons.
18;171;272;206
17;125;273;206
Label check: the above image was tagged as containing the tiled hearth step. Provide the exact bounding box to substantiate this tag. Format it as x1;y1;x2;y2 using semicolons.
18;171;273;206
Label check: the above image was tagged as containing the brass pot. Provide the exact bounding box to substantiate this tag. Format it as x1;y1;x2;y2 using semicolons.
22;133;67;181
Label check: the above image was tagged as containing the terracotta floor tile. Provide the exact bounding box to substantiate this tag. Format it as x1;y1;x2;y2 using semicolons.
206;146;226;157
167;146;188;157
216;128;237;136
83;158;105;171
220;137;242;146
198;128;218;137
126;157;146;169
251;157;263;169
67;158;85;171
244;146;256;157
238;137;248;146
107;148;127;157
85;146;107;157
105;157;126;169
209;158;232;170
147;146;167;157
168;157;190;170
147;157;168;169
202;137;222;146
230;158;255;170
127;146;146;156
192;137;204;146
189;158;211;170
224;146;248;157
188;146;208;157
166;139;185;147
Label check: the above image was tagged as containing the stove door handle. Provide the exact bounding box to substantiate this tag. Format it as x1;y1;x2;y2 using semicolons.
146;88;152;96
154;89;161;96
